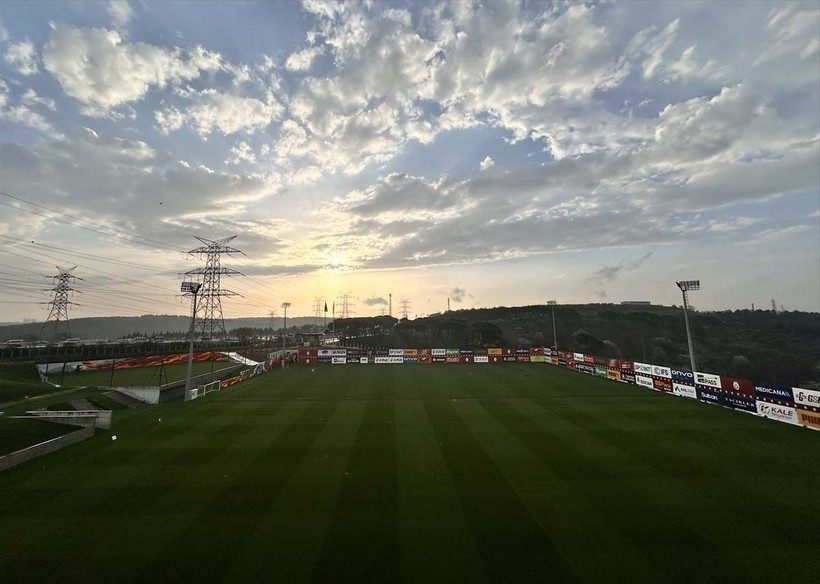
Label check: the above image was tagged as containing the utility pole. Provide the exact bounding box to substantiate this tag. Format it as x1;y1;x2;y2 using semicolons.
771;299;778;313
389;293;392;318
676;280;700;374
547;300;558;350
181;280;202;400
281;302;291;368
447;297;450;312
185;236;243;341
39;266;81;341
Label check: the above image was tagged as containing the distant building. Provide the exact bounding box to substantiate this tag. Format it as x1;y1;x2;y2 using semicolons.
620;301;651;305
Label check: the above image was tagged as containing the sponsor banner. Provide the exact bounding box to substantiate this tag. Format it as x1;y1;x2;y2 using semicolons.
360;357;369;364
446;349;460;356
488;348;502;356
318;349;333;357
331;349;346;357
503;348;516;356
332;356;347;365
390;356;404;364
620;360;634;373
557;357;567;367
694;372;722;390
503;356;517;362
474;355;489;363
403;348;418;357
634;362;652;375
653;378;673;393
566;361;577;370
577;363;595;375
583;355;595;365
418;349;432;364
460;349;474;356
720;376;755;398
432;357;447;363
376;349;390;357
550;357;559;366
431;348;446;356
621;372;636;384
573;352;585;362
375;356;390;364
756;401;800;425
594;356;608;366
723;394;756;413
607;359;620;370
673;383;697;399
635;374;654;389
650;364;672;379
671;368;694;384
797;409;820;430
530;355;546;363
607;370;622;382
529;347;544;357
489;355;502;364
460;355;474;364
516;355;531;362
403;357;418;363
446;356;461;363
792;387;820;410
754;383;794;404
389;348;404;357
697;387;724;406
595;365;608;378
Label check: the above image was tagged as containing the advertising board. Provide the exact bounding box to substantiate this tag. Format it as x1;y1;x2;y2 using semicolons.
797;409;820;430
418;349;432;364
652;378;673;393
432;349;446;356
756;401;800;425
754;383;794;404
720;376;755;398
549;357;559;365
696;387;724;406
634;362;652;375
530;347;544;357
503;356;517;362
375;357;390;364
607;359;620;370
557;357;567;367
672;383;697;399
620;360;634;373
360;357;369;364
490;354;502;363
488;348;502;356
332;356;347;365
694;372;721;390
621;372;636;384
446;349;460;356
671;369;694;384
606;370;622;382
389;348;404;357
446;356;461;363
573;352;584;362
331;349;346;357
389;356;404;364
792;387;820;410
530;355;546;363
583;354;595;364
403;349;418;357
723;394;756;413
595;365;607;378
650;365;672;379
474;356;489;363
635;374;654;389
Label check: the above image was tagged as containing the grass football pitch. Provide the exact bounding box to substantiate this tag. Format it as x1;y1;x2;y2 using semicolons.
1;364;818;583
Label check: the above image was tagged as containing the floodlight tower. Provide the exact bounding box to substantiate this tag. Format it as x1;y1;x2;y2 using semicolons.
281;301;291;368
547;300;558;350
676;280;700;375
181;280;202;400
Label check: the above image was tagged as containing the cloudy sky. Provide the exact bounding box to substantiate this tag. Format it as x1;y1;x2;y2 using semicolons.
1;0;818;322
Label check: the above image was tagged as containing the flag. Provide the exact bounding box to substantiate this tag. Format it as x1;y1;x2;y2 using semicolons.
324;301;328;313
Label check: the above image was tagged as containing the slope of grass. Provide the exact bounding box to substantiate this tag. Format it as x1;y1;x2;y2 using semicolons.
1;365;818;583
0;417;76;456
0;363;53;403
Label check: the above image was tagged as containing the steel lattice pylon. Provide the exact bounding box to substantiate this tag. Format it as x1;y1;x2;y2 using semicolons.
185;236;243;340
39;266;81;341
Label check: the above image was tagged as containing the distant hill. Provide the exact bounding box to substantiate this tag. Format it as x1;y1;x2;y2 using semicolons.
0;314;325;341
329;304;820;387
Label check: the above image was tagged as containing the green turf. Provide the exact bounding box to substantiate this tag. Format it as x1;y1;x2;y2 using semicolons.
1;365;818;583
44;360;239;388
0;417;76;456
0;363;53;402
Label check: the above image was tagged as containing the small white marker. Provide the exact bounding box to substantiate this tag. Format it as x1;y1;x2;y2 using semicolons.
111;435;117;441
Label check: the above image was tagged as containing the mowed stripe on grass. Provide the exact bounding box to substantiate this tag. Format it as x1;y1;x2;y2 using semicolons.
1;364;818;583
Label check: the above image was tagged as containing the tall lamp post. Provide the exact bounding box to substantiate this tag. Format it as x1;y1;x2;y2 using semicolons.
181;280;202;401
548;300;558;350
676;280;700;375
281;302;291;368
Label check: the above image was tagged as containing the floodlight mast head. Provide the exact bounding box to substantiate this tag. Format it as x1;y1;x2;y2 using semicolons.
180;281;202;295
676;280;700;292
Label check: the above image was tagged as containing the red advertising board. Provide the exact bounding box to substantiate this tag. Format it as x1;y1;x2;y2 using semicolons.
653;378;673;393
719;376;755;398
298;348;318;365
583;354;595;364
620;360;634;372
418;348;432;364
607;359;621;370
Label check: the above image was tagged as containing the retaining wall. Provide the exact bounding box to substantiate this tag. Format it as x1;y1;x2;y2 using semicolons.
0;425;94;472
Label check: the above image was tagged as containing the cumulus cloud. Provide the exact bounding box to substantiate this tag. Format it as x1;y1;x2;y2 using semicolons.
157;90;282;136
2;105;53;133
450;287;468;303
363;296;388;306
107;1;134;31
42;24;219;116
226;141;256;165
285;45;325;72
4;40;39;75
479;156;494;171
